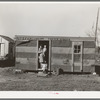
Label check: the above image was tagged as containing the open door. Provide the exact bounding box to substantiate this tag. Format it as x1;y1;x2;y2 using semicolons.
37;40;49;70
72;42;83;72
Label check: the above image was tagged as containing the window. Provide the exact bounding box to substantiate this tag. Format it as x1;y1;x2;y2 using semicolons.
74;45;81;53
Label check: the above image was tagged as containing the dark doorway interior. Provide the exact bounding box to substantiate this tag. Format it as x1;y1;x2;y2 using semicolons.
38;40;49;69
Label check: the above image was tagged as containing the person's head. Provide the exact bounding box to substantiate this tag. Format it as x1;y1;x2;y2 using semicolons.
44;45;46;48
39;45;42;48
44;61;46;63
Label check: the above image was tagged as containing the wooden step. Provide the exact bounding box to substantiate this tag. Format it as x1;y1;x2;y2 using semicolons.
37;72;48;77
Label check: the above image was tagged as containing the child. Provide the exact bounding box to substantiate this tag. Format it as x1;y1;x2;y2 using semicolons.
39;53;44;68
41;61;47;73
43;45;47;56
38;45;43;53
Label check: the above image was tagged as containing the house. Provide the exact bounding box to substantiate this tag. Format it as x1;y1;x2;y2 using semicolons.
0;35;15;67
15;35;95;73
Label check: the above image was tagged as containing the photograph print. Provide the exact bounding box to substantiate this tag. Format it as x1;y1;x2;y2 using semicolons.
0;2;100;91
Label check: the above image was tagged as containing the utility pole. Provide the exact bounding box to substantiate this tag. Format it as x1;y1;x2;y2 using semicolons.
95;8;99;64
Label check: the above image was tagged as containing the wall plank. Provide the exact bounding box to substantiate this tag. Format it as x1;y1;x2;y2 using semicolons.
52;53;72;59
83;48;95;54
16;40;37;47
52;40;72;47
16;52;36;58
16;47;37;53
52;47;72;54
83;41;95;48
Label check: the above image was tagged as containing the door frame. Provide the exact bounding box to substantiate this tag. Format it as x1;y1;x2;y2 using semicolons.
36;39;51;71
72;41;83;72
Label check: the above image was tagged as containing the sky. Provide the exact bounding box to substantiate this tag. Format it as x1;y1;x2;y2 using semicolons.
0;2;100;39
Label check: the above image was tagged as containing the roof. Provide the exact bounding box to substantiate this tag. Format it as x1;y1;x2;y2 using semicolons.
0;35;14;43
15;35;95;41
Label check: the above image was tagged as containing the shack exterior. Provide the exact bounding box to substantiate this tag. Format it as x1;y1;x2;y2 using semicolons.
0;35;15;67
15;35;95;72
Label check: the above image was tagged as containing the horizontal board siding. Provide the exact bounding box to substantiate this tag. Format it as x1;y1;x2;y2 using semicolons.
16;58;36;70
83;66;92;72
74;66;81;72
51;58;72;65
83;59;95;66
52;47;95;54
83;54;95;59
52;40;72;47
51;65;72;72
74;63;81;66
52;47;72;54
16;52;36;58
83;48;95;54
16;47;37;53
15;63;36;70
16;40;37;47
16;58;36;64
52;54;95;60
83;41;95;48
52;53;72;59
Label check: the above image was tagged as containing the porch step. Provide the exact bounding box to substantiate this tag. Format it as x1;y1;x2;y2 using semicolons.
37;69;43;72
37;71;48;77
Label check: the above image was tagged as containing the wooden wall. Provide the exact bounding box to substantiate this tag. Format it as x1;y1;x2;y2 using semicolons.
51;40;95;72
16;40;37;70
51;39;72;72
15;38;95;72
83;41;95;72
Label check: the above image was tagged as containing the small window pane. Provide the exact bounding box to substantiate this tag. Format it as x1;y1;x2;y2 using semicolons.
78;49;80;53
74;45;77;49
78;45;80;49
74;45;81;53
74;50;77;53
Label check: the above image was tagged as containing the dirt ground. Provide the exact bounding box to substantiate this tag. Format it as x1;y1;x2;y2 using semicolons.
0;67;100;91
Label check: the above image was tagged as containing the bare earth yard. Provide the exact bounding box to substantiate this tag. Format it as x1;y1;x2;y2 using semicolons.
0;67;100;91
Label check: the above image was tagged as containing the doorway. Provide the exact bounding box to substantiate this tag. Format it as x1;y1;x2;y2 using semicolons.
72;42;83;72
37;40;49;70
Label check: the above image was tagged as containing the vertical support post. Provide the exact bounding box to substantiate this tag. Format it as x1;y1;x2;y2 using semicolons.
49;40;51;73
81;42;83;72
95;8;99;64
36;40;38;70
72;42;74;72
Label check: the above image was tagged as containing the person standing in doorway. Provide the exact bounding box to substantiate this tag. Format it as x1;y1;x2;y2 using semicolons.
43;45;47;61
38;45;43;53
39;53;44;68
43;45;47;56
41;61;47;73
